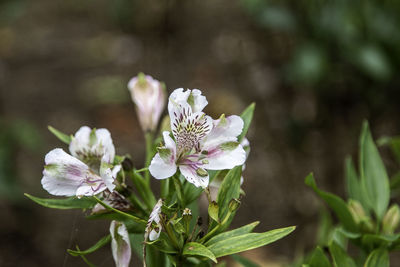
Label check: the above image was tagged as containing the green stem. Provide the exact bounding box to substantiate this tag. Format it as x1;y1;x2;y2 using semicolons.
199;212;231;243
172;174;185;207
135;167;149;174
164;222;180;250
92;196;147;226
130;171;156;209
144;132;154;183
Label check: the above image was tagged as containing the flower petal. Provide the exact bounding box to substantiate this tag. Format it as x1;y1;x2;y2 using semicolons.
203;144;247;170
149;153;177;179
41;148;89;196
179;165;209;188
190;89;208;113
201;115;244;150
100;163;121;192
110;221;131;267
149;229;161;241
69;126;115;164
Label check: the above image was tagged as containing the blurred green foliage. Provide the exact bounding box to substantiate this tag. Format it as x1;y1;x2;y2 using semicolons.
0;119;41;201
241;0;400;112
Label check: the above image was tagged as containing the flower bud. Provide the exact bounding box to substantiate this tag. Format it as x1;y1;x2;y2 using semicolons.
348;199;374;232
128;73;166;132
382;204;400;234
228;198;241;212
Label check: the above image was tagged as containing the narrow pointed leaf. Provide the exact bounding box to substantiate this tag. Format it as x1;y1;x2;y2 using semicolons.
305;174;358;232
25;193;96;209
48;126;72;144
205;221;259;246
183;242;217;263
207;226;295;258
238;103;255;142
67;235;111;256
345;156;367;208
329;241;356;267
364;249;389;267
359;121;390;221
217;166;242;220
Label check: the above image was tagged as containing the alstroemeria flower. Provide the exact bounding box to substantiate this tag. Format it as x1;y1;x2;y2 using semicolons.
41;148;121;197
69;126;116;166
149;89;246;188
110;221;131;267
145;199;163;241
128;73;166;132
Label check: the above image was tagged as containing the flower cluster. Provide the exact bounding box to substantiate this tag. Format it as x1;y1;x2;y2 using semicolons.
26;73;285;267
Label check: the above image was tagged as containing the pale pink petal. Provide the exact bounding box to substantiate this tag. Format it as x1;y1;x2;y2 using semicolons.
203;145;246;170
41;148;88;196
110;221;131;267
149;153;177;179
179;165;209;188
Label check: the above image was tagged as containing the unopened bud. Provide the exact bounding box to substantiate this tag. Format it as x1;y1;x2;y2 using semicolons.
128;73;166;132
348;200;374;232
228;198;241;212
383;204;400;234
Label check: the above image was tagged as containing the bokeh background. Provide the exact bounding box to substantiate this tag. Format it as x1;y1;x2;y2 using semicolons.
2;0;400;266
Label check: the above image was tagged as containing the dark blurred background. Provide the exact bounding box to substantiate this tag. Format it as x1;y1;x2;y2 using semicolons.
2;0;400;266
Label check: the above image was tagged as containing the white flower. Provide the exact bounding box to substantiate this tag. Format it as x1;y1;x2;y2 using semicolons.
69;126;116;165
110;221;131;267
149;89;246;188
128;73;166;132
41;148;120;197
145;199;163;241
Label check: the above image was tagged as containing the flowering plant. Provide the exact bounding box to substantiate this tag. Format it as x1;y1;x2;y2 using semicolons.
26;73;295;266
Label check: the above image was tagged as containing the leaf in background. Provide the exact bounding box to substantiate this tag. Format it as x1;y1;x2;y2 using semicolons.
206;226;295;258
359;121;390;221
308;247;331;267
205;221;260;247
304;173;358;232
377;135;400;163
329;241;356;267
48;126;72;144
364;248;389;267
238;103;255;142
345;156;367;209
230;254;260;267
183;242;217;263
361;233;400;249
216;166;242;221
67;235;111;256
25;193;96;209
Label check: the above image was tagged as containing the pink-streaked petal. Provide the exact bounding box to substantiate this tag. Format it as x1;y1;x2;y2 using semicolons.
100;164;120;192
202;115;244;150
41;148;88;196
179;165;209;188
110;221;131;267
149;153;177;179
203;145;246;170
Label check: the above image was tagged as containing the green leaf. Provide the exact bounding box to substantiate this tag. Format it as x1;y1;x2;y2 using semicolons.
230;254;260;267
25;193;96;209
364;249;389;267
345;156;367;208
361;233;400;249
238;103;255;142
304;173;358;232
146;238;178;254
207;226;295;258
359;121;390;221
217;166;242;221
205;221;259;247
308;247;331;267
48;126;72;144
329;241;356;267
183;242;217;263
67;235;111;256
